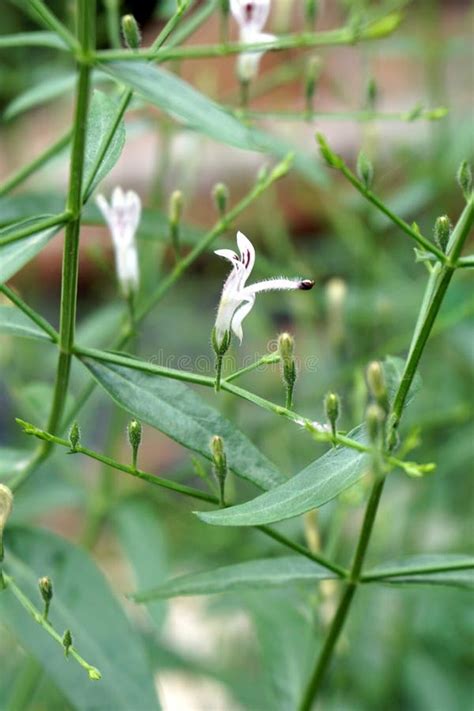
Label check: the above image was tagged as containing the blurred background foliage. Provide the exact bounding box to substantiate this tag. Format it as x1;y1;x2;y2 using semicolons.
0;0;473;709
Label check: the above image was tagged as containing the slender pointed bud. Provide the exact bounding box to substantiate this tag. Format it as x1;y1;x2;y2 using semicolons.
326;278;347;348
367;361;389;413
169;190;184;257
63;629;72;657
278;333;296;408
433;215;452;253
121;14;141;50
0;485;13;567
212;328;231;391
0;485;13;543
324;392;340;439
212;182;229;217
457;160;472;200
366;77;378;112
68;422;80;452
366;403;385;445
211;435;227;507
305;56;321;113
38;576;53;620
305;0;319;29
128;420;142;469
357;150;374;190
316;133;343;169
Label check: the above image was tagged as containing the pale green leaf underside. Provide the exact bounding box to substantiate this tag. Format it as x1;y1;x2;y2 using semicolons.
0;226;60;284
132;556;336;601
0;526;160;711
82;89;127;199
100;61;326;185
0;305;53;341
82;358;285;490
365;554;474;589
197;424;369;526
0;448;33;480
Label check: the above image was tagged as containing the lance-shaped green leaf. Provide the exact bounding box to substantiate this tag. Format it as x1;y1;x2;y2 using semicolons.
197;425;369;526
0;526;160;711
100;62;326;185
0;448;33;480
82;358;284;490
132;556;336;601
4;72;76;120
0;226;61;283
82;89;126;200
363;554;474;589
0;305;53;342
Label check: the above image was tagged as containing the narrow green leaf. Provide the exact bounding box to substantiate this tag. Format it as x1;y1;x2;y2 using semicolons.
0;32;68;50
100;61;326;185
82;90;127;200
364;554;474;589
0;305;53;341
132;556;335;601
4;73;76;120
82;357;285;490
197;424;369;526
0;226;61;284
0;526;161;711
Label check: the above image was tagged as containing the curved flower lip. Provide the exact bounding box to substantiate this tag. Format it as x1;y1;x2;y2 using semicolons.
214;230;315;347
230;0;272;35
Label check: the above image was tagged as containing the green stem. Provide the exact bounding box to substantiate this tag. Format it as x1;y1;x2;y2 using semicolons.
26;0;80;53
46;1;95;439
0;212;71;247
233;107;447;123
16;419;346;576
0;130;71;198
297;199;473;709
96;15;401;62
215;354;224;392
361;559;474;582
225;353;280;382
0;285;59;341
2;574;101;679
104;0;120;49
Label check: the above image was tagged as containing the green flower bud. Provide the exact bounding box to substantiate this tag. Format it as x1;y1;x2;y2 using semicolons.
128;420;142;469
68;422;80;452
38;576;53;620
121;14;141;50
357;150;374;190
305;56;321;111
88;667;102;681
433;215;452;253
63;629;72;657
212;183;229;216
457;160;472;200
169;190;184;255
0;485;13;539
211;435;227;507
366;77;378;112
211;326;231;357
366;403;385;445
305;0;319;28
324;392;340;438
316;133;343;169
367;361;389;413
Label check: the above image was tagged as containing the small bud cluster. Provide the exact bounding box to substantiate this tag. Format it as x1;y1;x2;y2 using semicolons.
121;14;141;50
278;333;297;410
324;392;340;440
357;151;374;190
211;436;228;507
433;215;452;253
169;190;184;257
128;420;142;469
212;183;229;217
38;576;53;621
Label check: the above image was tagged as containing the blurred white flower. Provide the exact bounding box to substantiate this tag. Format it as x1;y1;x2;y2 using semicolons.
96;187;141;297
214;231;314;349
230;0;276;82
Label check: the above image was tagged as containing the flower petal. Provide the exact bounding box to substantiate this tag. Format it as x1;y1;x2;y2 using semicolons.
215;249;239;263
231;295;255;342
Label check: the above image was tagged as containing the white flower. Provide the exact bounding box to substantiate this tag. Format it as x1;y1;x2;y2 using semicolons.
96;187;141;297
230;0;276;82
214;231;314;349
0;484;13;535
